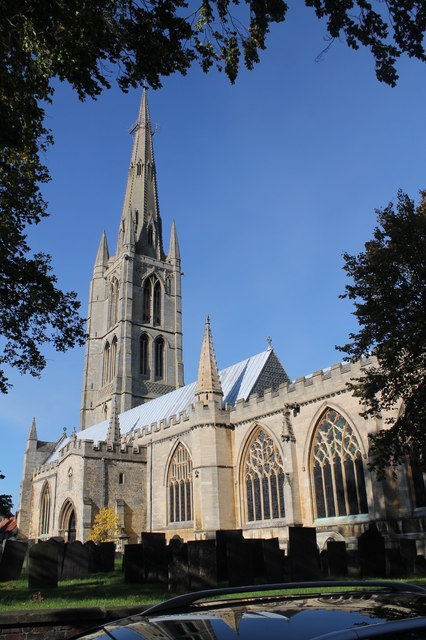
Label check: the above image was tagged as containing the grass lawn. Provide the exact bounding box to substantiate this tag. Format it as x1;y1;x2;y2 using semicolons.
0;573;425;612
0;571;173;611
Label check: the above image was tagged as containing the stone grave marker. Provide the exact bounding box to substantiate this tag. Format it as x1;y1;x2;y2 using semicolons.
227;538;254;587
215;529;243;581
400;539;416;575
358;524;386;578
61;541;89;580
141;532;167;583
85;540;100;573
168;537;189;592
0;540;27;581
29;540;59;588
288;527;320;581
415;555;426;576
327;541;347;577
188;540;218;590
124;544;144;583
99;541;115;572
246;539;265;579
386;548;405;577
262;538;283;583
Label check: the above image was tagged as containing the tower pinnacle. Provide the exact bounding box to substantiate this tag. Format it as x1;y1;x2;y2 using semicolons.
195;315;223;404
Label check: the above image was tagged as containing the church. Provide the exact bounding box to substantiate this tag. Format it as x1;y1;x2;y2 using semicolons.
17;91;426;554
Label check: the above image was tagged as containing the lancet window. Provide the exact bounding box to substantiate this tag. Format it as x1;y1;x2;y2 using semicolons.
311;408;369;519
102;341;110;386
143;279;151;322
155;337;164;379
168;444;193;523
108;279;119;328
140;334;149;376
39;483;51;538
153;281;161;325
243;428;285;522
110;336;117;380
102;337;117;385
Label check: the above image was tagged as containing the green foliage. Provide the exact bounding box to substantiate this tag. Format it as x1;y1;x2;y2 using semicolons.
87;506;121;544
338;190;426;478
0;470;13;517
1;0;424;391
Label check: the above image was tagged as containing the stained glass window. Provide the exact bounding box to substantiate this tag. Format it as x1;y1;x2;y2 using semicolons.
243;429;285;522
168;444;193;523
311;409;368;519
39;483;51;537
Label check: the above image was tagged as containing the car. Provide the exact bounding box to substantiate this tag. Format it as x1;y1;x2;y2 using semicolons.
74;581;426;640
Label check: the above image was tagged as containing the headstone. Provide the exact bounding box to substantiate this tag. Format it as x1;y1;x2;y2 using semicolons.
61;541;89;580
246;539;265;579
415;555;426;576
123;544;144;583
227;538;254;586
327;541;348;577
358;524;386;578
215;530;243;581
346;549;360;577
386;548;405;577
49;538;65;579
168;537;189;592
188;540;218;590
262;538;283;583
141;532;167;583
288;527;320;581
29;540;59;588
85;540;100;573
0;540;27;581
400;539;417;575
99;541;115;572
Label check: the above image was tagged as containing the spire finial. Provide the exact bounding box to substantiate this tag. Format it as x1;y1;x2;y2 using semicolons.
107;397;121;446
267;336;272;350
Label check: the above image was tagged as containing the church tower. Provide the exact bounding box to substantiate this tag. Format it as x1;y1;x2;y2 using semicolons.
80;90;184;429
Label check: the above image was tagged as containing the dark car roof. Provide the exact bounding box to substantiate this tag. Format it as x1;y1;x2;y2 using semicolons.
76;582;426;640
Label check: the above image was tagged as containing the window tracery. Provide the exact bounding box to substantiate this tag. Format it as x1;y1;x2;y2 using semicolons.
311;408;368;519
168;444;193;523
39;482;51;538
243;428;285;522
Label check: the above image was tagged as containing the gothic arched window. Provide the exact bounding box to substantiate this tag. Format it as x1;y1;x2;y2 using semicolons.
243;428;285;522
168;444;193;523
39;482;51;538
155;337;164;379
140;334;149;376
147;226;154;246
108;279;119;328
110;336;117;380
153;280;161;325
59;500;76;542
102;341;110;386
143;279;151;323
311;408;369;519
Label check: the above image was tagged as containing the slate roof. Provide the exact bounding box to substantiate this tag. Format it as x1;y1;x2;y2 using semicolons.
47;349;287;463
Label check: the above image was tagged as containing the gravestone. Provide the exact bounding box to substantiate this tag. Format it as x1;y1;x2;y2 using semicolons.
29;540;59;588
262;538;283;583
0;540;27;581
168;537;189;592
386;548;405;577
141;532;167;583
227;538;254;587
99;541;115;572
215;530;243;581
246;539;265;579
288;527;320;581
85;540;100;573
61;541;89;580
358;524;386;577
123;544;144;583
400;539;417;575
188;540;217;590
346;549;360;577
327;541;348;577
415;555;426;576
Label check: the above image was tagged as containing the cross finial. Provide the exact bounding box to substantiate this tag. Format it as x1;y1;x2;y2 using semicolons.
267;336;272;350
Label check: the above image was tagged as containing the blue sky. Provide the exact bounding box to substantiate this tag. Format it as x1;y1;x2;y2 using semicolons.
1;4;425;508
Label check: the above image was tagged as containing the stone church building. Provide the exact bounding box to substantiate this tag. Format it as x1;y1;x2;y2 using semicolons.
18;92;426;553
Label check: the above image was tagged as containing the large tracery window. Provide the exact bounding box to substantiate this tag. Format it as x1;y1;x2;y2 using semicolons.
168;444;193;523
243;428;285;522
39;482;51;538
311;408;369;519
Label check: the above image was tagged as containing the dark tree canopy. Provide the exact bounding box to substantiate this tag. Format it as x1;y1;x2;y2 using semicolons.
0;0;425;391
338;190;426;478
0;470;13;517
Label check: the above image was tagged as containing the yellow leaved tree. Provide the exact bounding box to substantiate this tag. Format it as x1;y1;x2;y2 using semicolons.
87;506;121;544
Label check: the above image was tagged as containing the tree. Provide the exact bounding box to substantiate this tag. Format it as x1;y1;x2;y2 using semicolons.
338;190;426;478
87;506;121;544
1;1;424;392
0;470;13;518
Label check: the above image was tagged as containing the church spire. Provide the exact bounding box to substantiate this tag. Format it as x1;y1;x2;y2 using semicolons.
27;417;37;443
94;230;109;274
117;88;163;258
167;219;180;266
195;315;223;404
107;398;121;446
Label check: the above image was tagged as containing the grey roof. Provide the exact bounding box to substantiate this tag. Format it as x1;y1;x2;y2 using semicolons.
47;349;277;463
